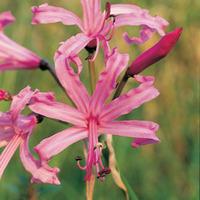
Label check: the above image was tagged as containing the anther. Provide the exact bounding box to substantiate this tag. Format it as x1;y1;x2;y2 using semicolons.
35;113;44;124
75;156;82;161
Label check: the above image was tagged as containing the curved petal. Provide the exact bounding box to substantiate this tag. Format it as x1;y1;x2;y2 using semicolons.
0;11;15;30
29;100;86;127
110;4;169;44
0;135;22;179
10;86;36;120
99;120;160;147
123;25;154;45
34;127;88;161
32;3;83;31
90;49;129;115
55;55;90;113
55;33;91;74
100;75;159;121
20;134;60;185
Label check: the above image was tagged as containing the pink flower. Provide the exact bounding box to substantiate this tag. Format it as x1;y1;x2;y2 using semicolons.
29;49;160;181
0;87;60;184
0;11;41;71
128;28;183;75
32;1;168;73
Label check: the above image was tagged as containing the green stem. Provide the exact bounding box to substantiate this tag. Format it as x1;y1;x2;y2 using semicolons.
113;70;130;99
88;59;96;93
39;59;75;106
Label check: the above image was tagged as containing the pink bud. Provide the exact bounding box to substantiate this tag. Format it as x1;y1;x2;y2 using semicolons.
0;89;12;101
127;28;183;76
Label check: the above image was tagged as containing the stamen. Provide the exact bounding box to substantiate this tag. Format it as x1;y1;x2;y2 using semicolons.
97;168;111;180
75;156;87;170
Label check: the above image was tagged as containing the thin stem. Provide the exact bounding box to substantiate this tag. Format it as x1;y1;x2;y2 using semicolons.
39;59;75;106
105;68;130;200
113;69;130;99
39;60;64;92
88;58;96;93
85;55;97;200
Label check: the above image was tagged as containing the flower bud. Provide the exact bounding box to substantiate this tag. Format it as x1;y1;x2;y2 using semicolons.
127;28;183;76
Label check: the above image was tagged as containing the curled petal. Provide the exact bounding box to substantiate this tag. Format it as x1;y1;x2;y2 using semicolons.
100;75;159;121
32;3;83;31
35;127;88;161
110;4;169;44
123;25;154;45
20;134;60;185
55;55;90;113
55;33;91;74
10;86;36;120
90;49;129;115
99;120;160;147
0;11;15;30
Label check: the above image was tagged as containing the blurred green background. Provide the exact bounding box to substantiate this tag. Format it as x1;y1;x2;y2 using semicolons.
0;0;199;199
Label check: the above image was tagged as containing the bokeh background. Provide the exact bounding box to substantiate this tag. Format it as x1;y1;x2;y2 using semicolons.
0;0;199;199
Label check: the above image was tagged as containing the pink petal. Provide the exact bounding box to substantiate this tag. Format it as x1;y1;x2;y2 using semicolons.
32;3;83;31
0;135;22;179
110;4;169;44
123;25;154;45
100;75;159;121
29;100;86;127
99;120;160;147
20;134;60;185
10;86;36;120
85;118;98;181
35;127;87;161
0;11;15;30
81;0;105;35
90;49;129;115
55;33;91;74
55;55;90;113
0;32;41;71
128;28;183;75
101;40;111;62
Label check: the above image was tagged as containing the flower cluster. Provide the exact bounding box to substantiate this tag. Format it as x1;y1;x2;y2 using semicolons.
0;0;182;184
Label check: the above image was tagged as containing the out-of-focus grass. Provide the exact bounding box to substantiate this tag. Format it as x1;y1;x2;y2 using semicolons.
0;0;199;200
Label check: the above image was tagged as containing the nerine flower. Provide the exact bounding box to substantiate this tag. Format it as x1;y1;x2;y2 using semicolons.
0;87;60;184
32;1;168;72
0;11;41;71
29;49;160;181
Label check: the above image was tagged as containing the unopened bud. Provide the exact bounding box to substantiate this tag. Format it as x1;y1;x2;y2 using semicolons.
127;28;183;76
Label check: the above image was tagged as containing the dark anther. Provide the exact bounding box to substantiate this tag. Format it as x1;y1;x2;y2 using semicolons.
35;113;44;124
101;168;111;175
75;156;82;161
85;45;97;54
39;59;50;71
109;14;116;23
97;168;111;179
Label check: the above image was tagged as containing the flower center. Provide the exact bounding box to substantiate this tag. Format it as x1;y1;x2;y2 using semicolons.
75;117;111;181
